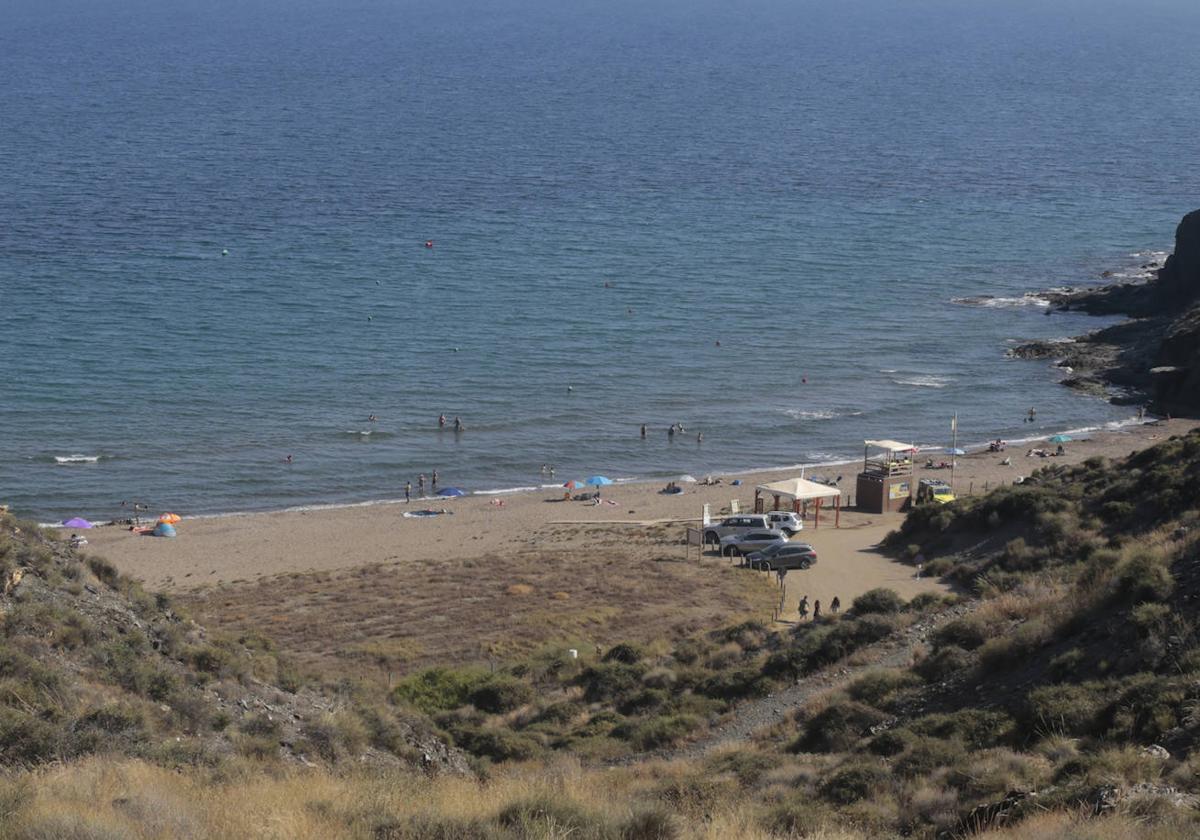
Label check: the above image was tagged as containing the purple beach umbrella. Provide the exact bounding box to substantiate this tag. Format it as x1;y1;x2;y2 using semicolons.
62;517;93;529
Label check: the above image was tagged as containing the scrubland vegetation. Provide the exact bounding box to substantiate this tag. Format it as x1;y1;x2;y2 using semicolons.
2;430;1200;838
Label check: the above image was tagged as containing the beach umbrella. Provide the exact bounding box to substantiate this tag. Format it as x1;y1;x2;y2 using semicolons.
158;513;182;524
677;474;698;483
563;480;586;490
1048;434;1073;444
62;517;93;529
945;447;966;456
436;487;467;497
586;475;613;487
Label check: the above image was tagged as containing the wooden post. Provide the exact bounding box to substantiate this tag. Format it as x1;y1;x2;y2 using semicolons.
814;498;821;529
835;495;841;528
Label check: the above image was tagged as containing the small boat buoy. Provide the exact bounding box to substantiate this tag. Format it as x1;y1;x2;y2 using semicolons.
222;249;228;256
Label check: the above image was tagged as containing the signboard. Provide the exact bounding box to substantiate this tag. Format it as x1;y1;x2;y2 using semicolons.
702;503;711;526
888;481;910;500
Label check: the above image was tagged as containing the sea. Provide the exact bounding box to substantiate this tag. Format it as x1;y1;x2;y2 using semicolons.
3;0;1200;522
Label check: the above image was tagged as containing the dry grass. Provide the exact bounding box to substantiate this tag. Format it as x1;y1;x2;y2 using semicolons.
178;534;775;684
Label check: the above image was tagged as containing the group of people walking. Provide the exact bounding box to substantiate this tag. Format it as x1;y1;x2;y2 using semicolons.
797;594;840;621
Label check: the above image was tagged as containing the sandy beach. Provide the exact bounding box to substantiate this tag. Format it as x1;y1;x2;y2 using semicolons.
85;419;1199;597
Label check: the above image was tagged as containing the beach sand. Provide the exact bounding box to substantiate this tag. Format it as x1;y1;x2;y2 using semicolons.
86;419;1198;594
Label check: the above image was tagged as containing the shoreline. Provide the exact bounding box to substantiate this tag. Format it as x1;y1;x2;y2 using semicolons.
83;417;1200;591
48;415;1156;528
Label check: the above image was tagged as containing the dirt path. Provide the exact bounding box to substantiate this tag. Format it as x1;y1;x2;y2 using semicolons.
614;603;974;766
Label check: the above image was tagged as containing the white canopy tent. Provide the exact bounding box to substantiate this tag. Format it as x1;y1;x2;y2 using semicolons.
754;477;843;528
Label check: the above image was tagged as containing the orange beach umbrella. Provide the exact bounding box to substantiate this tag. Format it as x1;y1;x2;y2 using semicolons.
158;513;182;524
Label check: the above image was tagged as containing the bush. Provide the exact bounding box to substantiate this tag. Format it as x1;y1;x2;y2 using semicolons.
616;713;700;750
793;701;886;753
621;807;681;840
847;669;922;707
894;736;967;778
914;645;972;682
1115;551;1174;603
87;556;121;588
453;727;540;762
579;662;645;703
851;588;905;615
695;667;769;702
468;674;534;714
977;618;1052;672
1024;683;1108;737
933;617;988;651
497;796;609;837
818;762;889;805
602;643;644;664
909;709;1015;750
392;667;485;715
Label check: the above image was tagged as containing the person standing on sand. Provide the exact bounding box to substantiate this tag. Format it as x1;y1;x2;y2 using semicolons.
418;474;425;496
405;481;411;503
813;600;822;621
830;596;840;614
798;596;809;621
432;470;439;492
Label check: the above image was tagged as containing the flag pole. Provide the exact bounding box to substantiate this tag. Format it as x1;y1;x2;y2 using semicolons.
950;414;958;492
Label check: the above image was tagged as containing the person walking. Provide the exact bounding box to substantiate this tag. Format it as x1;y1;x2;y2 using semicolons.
431;470;439;492
404;481;412;503
798;596;809;621
418;474;426;496
830;596;840;614
813;599;822;621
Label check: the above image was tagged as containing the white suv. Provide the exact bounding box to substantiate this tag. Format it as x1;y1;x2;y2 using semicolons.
765;511;804;536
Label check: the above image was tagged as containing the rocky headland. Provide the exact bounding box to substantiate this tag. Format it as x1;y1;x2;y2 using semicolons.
1012;209;1200;415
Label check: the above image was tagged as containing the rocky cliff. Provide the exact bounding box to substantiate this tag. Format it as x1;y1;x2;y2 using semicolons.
1012;209;1200;415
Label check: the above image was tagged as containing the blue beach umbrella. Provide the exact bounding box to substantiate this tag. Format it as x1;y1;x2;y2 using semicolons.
1048;434;1073;444
944;447;966;456
436;487;467;497
585;475;613;487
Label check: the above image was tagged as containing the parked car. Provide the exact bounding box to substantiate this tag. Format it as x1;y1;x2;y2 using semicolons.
765;511;804;535
746;542;818;571
703;515;772;544
718;529;788;557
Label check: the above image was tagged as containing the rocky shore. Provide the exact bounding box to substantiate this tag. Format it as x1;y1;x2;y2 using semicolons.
1011;209;1200;415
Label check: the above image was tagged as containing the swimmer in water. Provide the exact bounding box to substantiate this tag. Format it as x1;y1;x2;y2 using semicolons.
369;414;377;423
453;416;463;432
438;413;447;428
285;454;293;464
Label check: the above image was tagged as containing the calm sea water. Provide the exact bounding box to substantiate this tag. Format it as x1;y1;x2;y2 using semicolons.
3;0;1200;521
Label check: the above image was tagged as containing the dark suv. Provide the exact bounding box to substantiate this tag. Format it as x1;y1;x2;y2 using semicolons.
746;542;818;571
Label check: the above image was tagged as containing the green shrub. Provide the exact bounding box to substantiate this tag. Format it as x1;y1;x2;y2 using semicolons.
818;762;888;805
793;701;886;753
1025;683;1108;737
602;643;644;664
977;618;1052;672
239;713;280;738
392;667;486;715
914;645;972;682
617;688;668;716
616;713;700;750
620;807;681;840
894;736;967;778
454;727;540;762
932;617;988;651
909;709;1015;750
497;796;607;837
1115;551;1174;603
695;667;769;702
580;662;645;703
851;588;905;615
866;728;914;757
86;556;121;588
468;674;534;714
907;592;954;613
847;669;921;707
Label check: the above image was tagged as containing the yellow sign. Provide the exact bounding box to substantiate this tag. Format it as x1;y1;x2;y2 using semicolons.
888;482;910;500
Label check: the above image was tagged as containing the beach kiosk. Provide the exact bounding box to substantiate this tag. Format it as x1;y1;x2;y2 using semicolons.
856;439;916;514
753;477;843;528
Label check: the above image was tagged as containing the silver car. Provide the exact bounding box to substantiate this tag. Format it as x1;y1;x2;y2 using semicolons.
718;529;789;557
703;515;772;545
